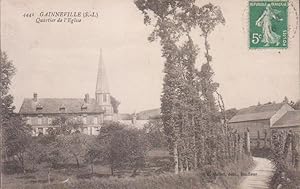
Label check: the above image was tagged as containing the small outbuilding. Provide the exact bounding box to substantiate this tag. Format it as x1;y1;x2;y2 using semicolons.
228;103;294;139
271;110;300;133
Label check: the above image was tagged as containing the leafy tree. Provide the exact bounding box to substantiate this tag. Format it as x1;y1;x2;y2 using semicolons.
135;0;225;173
34;135;65;168
281;96;300;110
84;136;101;174
110;96;120;113
26;137;46;171
291;100;300;110
96;121;147;176
1;51;32;173
49;115;83;135
283;96;289;103
224;108;238;121
3;114;31;172
0;51;15;99
57;133;89;169
144;118;167;149
1;51;16;157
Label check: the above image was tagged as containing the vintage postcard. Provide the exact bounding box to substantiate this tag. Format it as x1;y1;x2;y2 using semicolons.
1;0;299;188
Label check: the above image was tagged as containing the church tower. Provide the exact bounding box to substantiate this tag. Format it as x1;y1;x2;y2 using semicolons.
95;49;113;115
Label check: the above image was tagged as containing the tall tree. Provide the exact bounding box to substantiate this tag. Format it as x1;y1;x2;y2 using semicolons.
135;0;225;173
1;51;16;127
1;51;31;173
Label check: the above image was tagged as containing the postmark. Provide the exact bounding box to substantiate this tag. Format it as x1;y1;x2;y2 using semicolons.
249;1;288;49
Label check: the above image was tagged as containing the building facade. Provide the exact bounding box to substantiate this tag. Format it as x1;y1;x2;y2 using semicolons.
228;103;296;139
19;50;114;136
271;110;300;133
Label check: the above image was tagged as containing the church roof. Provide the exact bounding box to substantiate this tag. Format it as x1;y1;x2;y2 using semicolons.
19;98;104;115
229;103;286;123
273;111;300;128
96;49;109;94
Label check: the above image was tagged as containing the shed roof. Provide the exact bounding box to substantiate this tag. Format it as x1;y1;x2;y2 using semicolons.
19;98;104;114
272;111;300;128
229;103;285;123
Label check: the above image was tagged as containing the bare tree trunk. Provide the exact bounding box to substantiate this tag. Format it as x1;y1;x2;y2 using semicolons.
91;162;94;174
283;131;292;159
47;168;51;184
174;141;179;174
17;153;26;173
194;146;198;169
110;164;114;176
75;157;80;169
192;116;198;170
179;156;184;172
185;158;189;171
227;134;231;160
264;129;267;148
245;130;251;155
291;133;300;170
257;130;260;148
201;135;205;164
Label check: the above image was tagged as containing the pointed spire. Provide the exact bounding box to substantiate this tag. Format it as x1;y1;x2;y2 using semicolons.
96;49;109;94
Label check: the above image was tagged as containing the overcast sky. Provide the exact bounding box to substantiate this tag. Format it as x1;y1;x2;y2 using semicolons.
1;0;299;113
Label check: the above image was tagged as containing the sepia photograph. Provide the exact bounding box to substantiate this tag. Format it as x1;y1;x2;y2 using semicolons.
0;0;299;188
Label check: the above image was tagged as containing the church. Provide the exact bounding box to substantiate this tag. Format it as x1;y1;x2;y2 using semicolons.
19;50;116;136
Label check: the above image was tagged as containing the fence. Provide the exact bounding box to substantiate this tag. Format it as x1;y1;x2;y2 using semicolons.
222;130;251;162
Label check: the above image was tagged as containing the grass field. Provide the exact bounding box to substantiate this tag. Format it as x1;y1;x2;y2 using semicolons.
2;148;172;188
2;149;254;189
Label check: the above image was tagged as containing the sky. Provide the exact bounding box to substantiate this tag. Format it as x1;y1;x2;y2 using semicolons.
1;0;299;114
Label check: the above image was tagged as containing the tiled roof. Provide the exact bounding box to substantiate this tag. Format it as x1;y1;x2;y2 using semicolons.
229;103;285;123
19;98;104;114
273;111;300;128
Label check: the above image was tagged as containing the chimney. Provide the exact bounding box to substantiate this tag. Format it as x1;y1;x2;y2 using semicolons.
84;93;90;103
33;93;38;102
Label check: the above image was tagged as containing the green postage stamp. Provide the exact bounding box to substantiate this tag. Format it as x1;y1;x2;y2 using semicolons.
249;1;288;49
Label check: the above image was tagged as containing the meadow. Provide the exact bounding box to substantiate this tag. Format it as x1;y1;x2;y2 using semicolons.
2;148;254;189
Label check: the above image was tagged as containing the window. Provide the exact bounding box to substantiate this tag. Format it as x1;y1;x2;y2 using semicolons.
82;116;87;124
93;117;98;124
26;117;31;125
38;117;42;125
81;104;88;110
38;128;43;135
59;104;66;112
36;104;43;111
103;94;107;102
48;118;52;125
83;127;88;134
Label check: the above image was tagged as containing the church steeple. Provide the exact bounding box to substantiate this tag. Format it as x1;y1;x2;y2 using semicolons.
95;49;112;112
96;49;109;94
